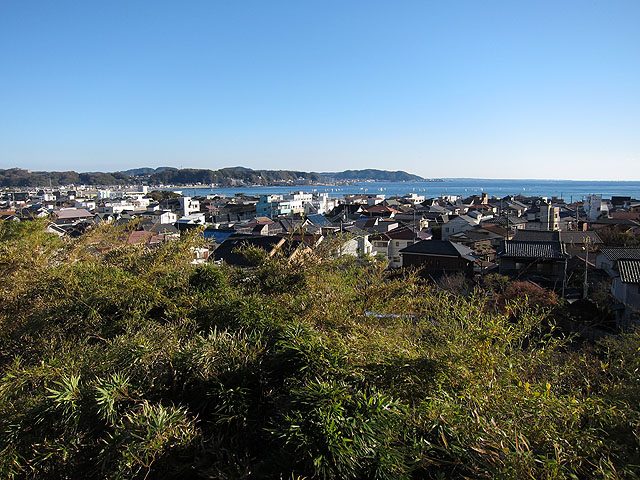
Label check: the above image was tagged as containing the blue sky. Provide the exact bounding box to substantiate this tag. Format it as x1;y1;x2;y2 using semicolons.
1;0;639;180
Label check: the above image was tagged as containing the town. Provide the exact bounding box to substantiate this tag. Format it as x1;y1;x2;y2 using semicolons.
3;183;639;335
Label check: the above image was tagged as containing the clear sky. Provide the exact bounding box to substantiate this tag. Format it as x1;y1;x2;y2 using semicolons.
1;0;639;180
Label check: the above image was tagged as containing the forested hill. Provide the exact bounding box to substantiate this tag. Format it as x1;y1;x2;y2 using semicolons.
0;167;423;187
0;167;320;187
319;169;424;181
0;168;132;187
146;167;321;185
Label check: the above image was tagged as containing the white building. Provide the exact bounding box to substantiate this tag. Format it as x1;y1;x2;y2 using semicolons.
177;197;200;217
151;210;177;224
584;194;609;222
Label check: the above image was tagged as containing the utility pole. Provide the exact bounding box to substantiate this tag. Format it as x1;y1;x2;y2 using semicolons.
583;237;591;299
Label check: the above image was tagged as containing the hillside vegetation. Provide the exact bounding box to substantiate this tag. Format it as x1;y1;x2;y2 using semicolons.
319;169;424;181
0;167;424;187
0;221;639;479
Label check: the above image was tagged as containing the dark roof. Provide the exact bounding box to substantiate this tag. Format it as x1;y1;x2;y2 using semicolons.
213;235;285;266
306;214;332;227
618;259;640;284
484;215;527;226
599;247;640;261
451;227;503;243
512;230;560;243
203;228;236;243
590;218;640;227
146;223;179;235
501;241;568;259
385;226;419;240
560;231;602;245
400;240;474;259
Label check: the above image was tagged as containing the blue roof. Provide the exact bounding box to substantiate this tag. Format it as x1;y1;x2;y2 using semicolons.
307;214;331;226
203;229;235;243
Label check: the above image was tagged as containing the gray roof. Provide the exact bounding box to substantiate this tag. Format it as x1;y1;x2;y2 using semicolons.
600;247;640;261
560;231;602;245
400;240;474;259
618;259;640;284
512;230;560;242
484;215;527;226
501;241;567;259
450;227;502;242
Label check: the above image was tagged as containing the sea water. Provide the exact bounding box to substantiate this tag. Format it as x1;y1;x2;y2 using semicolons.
174;179;640;201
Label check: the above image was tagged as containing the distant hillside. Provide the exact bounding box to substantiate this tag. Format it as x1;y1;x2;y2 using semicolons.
147;167;321;186
0;168;132;187
319;169;424;181
0;166;424;187
120;167;176;176
0;167;320;187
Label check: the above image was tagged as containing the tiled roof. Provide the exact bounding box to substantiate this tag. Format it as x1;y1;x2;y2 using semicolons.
501;241;567;259
400;240;474;258
560;231;602;245
512;230;559;242
484;215;527;226
618;259;640;284
600;247;640;261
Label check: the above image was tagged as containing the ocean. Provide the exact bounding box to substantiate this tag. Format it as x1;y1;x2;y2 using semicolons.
173;179;640;201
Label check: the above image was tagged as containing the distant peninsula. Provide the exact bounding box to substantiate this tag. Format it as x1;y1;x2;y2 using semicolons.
318;169;424;182
0;167;425;187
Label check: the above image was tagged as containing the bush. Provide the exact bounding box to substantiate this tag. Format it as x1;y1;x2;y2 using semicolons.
1;221;639;479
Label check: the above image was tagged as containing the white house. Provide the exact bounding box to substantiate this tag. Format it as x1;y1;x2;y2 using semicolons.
177;197;200;217
151;210;177;224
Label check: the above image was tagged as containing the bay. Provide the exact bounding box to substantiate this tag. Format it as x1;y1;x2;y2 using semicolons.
173;179;640;201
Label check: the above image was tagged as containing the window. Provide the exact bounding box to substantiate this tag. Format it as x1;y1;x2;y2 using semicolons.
396;241;400;246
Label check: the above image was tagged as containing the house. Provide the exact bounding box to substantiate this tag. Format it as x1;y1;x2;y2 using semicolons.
53;208;95;225
498;239;569;286
399;240;475;277
339;226;373;256
361;204;400;218
441;215;478;240
176;213;206;232
449;227;503;269
213;235;308;266
596;247;640;277
610;259;640;328
150;210;177;225
369;226;432;268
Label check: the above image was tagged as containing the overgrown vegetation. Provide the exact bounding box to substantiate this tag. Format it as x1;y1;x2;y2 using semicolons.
1;220;639;479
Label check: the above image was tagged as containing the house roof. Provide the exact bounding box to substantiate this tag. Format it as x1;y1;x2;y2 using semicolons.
203;228;236;243
480;224;509;237
484;215;527;226
400;240;474;259
145;223;179;235
501;241;568;259
127;231;154;244
362;204;400;215
385;226;420;240
450;227;502;243
599;247;640;261
306;214;332;227
213;235;285;266
617;259;640;284
560;231;602;245
512;230;560;243
610;212;640;221
55;208;93;219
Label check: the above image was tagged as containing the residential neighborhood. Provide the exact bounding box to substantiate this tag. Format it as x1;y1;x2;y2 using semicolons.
3;185;640;331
